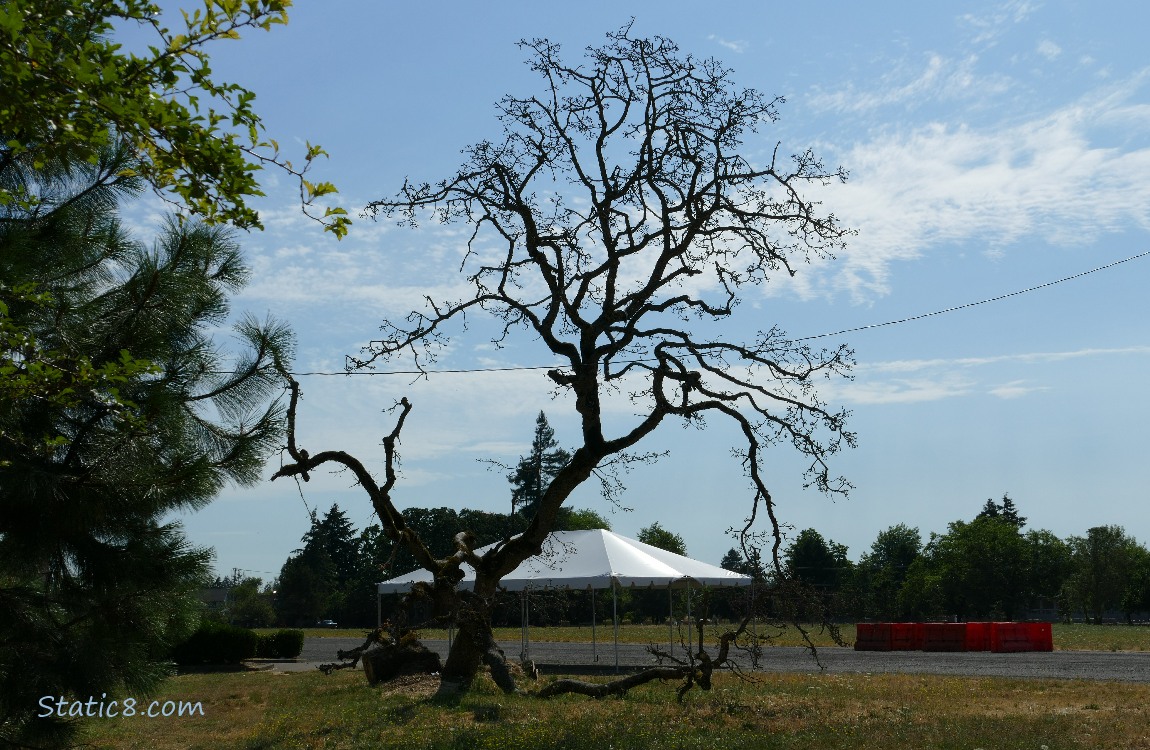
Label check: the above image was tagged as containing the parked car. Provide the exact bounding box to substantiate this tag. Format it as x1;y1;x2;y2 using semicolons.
316;619;338;628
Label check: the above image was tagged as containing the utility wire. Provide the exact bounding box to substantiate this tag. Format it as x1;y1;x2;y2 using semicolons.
794;250;1149;342
286;250;1149;377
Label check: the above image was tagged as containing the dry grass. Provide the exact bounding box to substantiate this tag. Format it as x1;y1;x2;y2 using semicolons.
78;666;1150;749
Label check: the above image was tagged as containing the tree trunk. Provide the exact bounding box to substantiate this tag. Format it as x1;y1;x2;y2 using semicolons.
436;591;517;696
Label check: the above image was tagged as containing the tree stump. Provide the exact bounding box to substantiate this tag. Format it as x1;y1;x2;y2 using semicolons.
361;641;442;686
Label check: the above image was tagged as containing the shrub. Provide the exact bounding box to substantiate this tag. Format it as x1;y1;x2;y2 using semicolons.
170;622;259;665
255;629;305;658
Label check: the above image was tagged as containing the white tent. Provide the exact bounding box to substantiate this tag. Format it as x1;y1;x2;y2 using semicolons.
377;529;750;593
376;529;753;667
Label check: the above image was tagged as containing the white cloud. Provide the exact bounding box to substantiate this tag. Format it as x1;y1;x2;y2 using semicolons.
807;54;1009;115
802;75;1150;298
708;34;747;54
861;345;1150;375
988;379;1050;399
834;375;973;405
1036;39;1062;61
959;0;1040;46
834;345;1150;405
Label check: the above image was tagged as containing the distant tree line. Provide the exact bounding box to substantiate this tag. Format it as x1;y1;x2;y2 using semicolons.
268;501;613;628
256;414;1147;630
743;495;1150;623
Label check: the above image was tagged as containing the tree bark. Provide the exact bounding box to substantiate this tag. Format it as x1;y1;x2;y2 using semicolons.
436;591;518;695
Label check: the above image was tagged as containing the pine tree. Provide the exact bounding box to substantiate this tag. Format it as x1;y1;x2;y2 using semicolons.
0;143;291;746
720;547;766;579
976;493;1027;528
507;412;572;518
309;504;360;587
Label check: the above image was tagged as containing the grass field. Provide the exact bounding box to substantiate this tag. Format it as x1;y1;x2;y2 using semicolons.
78;667;1150;749
298;622;1150;652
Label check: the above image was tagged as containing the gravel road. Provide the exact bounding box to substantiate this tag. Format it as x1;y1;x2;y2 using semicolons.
300;637;1150;683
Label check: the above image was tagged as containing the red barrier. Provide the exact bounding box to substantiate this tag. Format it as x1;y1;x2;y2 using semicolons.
990;622;1033;652
964;621;991;651
856;621;1053;653
854;622;892;651
922;622;966;651
890;622;924;651
1027;622;1053;652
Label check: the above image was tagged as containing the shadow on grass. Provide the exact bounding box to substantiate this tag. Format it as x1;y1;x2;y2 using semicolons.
175;662;276;675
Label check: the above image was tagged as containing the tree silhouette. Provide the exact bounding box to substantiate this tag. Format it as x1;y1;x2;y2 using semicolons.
1;144;290;745
508;412;572;518
275;24;854;695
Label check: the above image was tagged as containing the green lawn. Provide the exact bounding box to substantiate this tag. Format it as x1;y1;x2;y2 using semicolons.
77;667;1150;749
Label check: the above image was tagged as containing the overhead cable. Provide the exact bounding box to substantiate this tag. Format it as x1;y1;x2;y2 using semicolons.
285;250;1149;377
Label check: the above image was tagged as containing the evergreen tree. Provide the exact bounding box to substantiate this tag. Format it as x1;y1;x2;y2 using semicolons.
507;412;572;518
275;505;360;626
308;504;359;587
720;547;766;579
976;493;1027;528
0;144;290;746
275;550;337;627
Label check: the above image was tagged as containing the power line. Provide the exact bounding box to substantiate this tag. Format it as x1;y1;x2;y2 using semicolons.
286;250;1149;377
795;250;1150;342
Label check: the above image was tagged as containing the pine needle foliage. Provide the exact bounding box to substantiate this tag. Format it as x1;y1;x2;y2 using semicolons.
0;142;292;747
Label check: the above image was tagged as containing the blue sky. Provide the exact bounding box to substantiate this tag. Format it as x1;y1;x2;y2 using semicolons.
129;1;1150;580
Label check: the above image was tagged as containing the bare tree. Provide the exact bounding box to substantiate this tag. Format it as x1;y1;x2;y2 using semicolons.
273;24;855;695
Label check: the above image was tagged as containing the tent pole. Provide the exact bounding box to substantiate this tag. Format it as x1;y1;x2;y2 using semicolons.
591;587;598;662
750;578;757;672
613;582;619;673
668;586;674;655
376;591;381;629
520;590;531;662
686;586;693;656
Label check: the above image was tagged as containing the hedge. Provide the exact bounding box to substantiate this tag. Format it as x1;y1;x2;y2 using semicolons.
170;622;259;665
256;629;305;659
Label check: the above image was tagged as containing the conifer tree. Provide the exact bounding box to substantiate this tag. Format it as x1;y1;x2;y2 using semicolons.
0;143;291;746
507;412;572;518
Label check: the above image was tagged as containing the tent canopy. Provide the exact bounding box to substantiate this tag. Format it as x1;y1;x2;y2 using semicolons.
377;529;751;594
